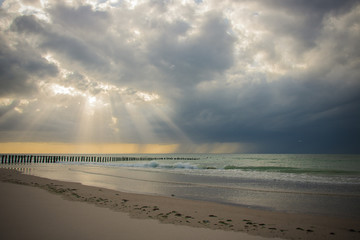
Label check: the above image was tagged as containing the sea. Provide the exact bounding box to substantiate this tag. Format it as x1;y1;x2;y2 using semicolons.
4;154;360;219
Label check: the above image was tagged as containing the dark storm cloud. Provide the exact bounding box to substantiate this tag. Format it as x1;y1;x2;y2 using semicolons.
0;30;58;97
241;0;360;52
166;0;360;152
10;14;45;33
148;11;235;88
10;7;110;71
44;4;112;69
163;0;360;153
41;34;108;69
48;4;110;33
263;0;358;13
173;74;360;153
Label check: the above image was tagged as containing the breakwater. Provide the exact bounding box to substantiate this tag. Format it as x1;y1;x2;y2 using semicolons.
0;154;199;164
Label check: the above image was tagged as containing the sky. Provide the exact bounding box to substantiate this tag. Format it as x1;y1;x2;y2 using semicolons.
0;0;359;154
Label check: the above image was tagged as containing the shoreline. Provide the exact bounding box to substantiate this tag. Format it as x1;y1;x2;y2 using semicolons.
1;168;360;239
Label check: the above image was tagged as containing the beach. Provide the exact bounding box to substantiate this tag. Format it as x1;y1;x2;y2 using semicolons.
1;1;359;239
0;181;261;240
1;168;359;240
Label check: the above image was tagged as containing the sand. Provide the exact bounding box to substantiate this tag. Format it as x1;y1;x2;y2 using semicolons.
1;168;359;240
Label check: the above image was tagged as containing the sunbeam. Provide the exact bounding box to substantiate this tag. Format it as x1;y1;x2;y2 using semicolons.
1;0;359;153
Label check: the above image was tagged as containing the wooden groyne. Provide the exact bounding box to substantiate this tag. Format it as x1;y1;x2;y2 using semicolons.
0;154;199;164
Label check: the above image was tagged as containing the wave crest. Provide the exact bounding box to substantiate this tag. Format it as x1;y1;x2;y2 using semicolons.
119;161;198;169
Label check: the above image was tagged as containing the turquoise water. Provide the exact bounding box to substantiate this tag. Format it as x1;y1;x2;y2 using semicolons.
112;154;360;174
100;154;360;185
5;154;360;219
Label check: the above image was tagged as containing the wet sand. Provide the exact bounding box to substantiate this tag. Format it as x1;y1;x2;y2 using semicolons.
1;168;359;240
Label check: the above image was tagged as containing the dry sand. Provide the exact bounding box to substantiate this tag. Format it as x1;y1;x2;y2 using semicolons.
1;168;359;240
0;182;273;240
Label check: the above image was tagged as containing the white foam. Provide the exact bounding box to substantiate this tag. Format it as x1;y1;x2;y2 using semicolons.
95;160;199;170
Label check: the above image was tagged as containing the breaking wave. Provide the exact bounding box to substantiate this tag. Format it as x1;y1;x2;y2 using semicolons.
117;160;198;169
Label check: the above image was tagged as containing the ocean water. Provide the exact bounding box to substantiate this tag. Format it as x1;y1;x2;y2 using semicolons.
5;154;360;219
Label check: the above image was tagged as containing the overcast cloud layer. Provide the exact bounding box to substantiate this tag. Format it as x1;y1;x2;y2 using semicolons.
0;0;359;153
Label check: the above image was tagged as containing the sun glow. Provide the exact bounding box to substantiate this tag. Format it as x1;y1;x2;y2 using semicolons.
51;84;79;96
0;142;179;154
0;98;13;106
125;0;143;9
0;142;253;154
87;95;97;106
3;14;190;153
136;91;160;102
